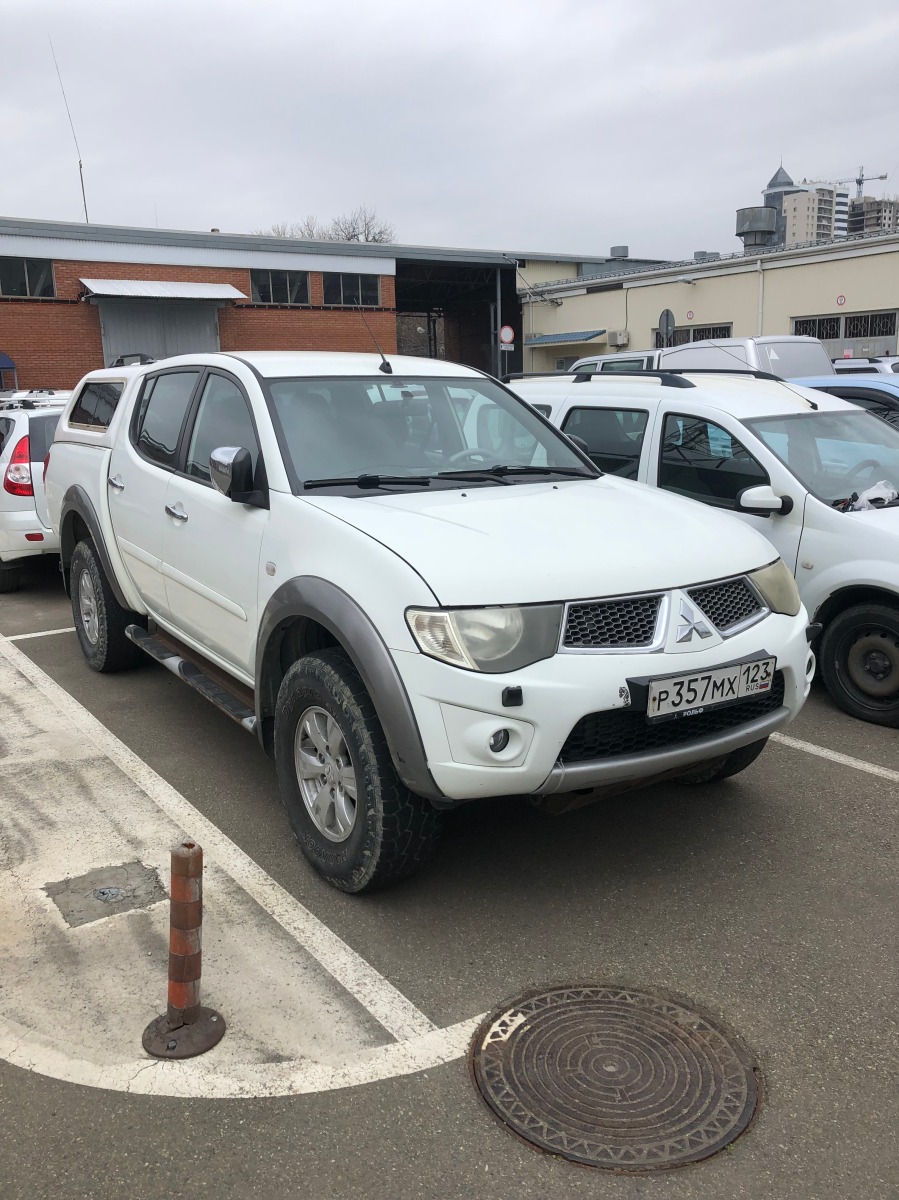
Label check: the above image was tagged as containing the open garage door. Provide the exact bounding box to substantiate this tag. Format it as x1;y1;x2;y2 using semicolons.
97;301;220;365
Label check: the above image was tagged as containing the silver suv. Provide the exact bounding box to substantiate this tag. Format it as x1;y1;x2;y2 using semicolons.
0;394;69;592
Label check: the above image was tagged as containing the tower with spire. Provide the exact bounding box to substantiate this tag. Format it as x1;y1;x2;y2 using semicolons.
762;164;801;247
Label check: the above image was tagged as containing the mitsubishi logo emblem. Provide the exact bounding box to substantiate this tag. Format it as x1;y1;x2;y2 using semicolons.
675;598;713;644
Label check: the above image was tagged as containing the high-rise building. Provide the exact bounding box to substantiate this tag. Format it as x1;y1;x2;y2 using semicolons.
848;196;899;236
762;165;802;247
784;185;851;246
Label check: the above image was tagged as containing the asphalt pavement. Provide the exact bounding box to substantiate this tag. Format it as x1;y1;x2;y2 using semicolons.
0;557;896;1200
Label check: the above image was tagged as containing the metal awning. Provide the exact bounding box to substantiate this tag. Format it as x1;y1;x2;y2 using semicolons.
79;278;247;300
524;329;605;347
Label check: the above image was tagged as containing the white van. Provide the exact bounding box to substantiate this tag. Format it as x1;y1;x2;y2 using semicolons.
571;336;835;380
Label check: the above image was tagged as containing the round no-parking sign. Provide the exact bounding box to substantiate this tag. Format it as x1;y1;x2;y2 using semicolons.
837;295;846;306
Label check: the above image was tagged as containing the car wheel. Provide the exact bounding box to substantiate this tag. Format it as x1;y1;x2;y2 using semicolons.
274;647;442;893
820;603;899;728
675;738;769;785
70;540;144;672
0;562;22;594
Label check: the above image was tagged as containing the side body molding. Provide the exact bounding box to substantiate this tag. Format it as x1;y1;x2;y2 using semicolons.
59;485;131;609
256;577;444;804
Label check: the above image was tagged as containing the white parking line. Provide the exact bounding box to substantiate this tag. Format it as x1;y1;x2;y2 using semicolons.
0;633;434;1042
772;732;899;783
6;626;76;641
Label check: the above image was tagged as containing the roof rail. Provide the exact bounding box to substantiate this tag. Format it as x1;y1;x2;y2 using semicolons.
645;368;784;381
501;371;577;382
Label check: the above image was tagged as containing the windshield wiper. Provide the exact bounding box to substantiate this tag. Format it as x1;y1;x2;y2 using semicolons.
440;464;597;479
304;473;432;490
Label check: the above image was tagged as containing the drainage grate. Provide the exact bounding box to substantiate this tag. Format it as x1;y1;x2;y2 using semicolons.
470;985;759;1172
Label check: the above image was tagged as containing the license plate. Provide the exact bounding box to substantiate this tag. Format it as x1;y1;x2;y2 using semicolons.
646;656;776;722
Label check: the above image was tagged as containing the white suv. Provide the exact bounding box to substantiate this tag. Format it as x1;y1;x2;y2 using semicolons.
509;369;899;727
47;353;813;891
0;394;69;592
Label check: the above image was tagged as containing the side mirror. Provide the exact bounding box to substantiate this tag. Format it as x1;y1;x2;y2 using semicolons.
210;446;265;506
736;484;793;517
566;434;590;456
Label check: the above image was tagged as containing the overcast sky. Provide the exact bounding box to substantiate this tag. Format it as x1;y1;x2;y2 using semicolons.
2;0;898;261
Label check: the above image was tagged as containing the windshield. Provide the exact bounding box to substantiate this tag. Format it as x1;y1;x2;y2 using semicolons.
267;375;593;490
744;409;899;505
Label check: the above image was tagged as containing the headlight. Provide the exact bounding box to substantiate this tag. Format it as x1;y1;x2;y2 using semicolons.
749;559;801;617
406;604;563;672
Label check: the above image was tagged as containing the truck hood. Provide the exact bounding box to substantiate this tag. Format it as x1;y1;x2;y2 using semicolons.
302;477;780;606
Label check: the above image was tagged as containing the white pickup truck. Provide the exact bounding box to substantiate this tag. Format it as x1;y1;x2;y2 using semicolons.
46;352;814;892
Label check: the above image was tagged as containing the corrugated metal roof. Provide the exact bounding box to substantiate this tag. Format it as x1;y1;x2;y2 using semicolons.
80;278;247;300
524;329;605;346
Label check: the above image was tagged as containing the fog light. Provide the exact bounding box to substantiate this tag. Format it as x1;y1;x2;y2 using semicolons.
488;729;510;753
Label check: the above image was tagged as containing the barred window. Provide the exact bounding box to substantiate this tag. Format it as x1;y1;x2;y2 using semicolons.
0;257;55;298
653;323;732;348
249;270;309;305
322;273;380;307
792;311;896;340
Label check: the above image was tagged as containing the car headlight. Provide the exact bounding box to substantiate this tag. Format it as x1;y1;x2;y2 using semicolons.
406;604;564;672
749;558;801;617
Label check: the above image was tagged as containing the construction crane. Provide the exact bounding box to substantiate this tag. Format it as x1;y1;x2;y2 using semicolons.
831;165;888;199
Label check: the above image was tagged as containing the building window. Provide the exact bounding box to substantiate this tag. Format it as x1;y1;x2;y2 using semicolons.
322;273;380;307
249;269;309;305
0;257;55;298
793;312;896;341
653;323;732;348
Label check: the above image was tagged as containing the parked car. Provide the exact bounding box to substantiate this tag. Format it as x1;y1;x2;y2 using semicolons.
569;336;835;379
46;352;814;892
794;375;899;428
508;370;899;727
0;393;70;592
832;356;899;376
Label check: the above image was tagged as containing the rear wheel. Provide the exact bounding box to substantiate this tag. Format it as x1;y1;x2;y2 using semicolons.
70;540;143;672
675;738;769;785
274;647;441;893
0;562;22;594
819;604;899;727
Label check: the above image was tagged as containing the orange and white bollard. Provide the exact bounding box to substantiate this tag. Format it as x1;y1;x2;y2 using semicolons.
142;840;225;1059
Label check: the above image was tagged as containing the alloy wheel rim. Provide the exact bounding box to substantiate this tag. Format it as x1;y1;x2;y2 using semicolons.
294;706;358;842
78;569;100;646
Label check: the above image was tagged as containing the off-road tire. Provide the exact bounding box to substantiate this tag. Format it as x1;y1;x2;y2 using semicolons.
675;737;769;785
70;540;143;672
819;604;899;728
0;563;22;594
274;647;441;893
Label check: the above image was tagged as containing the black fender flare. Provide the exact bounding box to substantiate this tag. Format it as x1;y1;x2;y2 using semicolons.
59;485;130;609
256;577;444;804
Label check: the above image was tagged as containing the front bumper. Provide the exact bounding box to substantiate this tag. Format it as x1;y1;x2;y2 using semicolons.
0;508;58;563
392;611;814;803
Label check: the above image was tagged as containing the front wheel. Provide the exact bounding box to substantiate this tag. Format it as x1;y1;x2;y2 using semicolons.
819;604;899;727
274;647;441;893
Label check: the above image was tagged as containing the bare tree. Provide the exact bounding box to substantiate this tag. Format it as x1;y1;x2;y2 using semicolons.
330;206;395;244
255;206;395;243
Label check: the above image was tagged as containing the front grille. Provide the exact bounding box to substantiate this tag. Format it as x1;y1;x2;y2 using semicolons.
564;595;663;649
687;578;764;633
559;671;785;763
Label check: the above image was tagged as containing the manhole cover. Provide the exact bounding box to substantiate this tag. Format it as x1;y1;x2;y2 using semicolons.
470;985;759;1172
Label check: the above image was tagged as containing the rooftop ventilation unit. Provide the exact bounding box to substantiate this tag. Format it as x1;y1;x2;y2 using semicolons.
609;245;629;258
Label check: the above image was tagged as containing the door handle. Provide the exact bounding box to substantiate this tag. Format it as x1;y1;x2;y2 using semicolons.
164;503;188;523
107;474;125;492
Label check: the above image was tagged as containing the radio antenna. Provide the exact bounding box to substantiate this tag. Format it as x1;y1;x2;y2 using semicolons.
357;303;392;373
49;36;89;223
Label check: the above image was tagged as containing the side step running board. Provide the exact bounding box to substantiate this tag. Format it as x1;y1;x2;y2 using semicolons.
125;625;257;733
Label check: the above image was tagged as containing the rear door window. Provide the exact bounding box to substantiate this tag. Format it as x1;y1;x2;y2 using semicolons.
659;413;768;507
0;417;12;457
561;407;648;478
69;381;124;430
133;371;200;469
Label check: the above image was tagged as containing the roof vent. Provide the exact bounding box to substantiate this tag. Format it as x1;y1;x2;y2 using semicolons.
609;245;629;258
693;251;721;262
